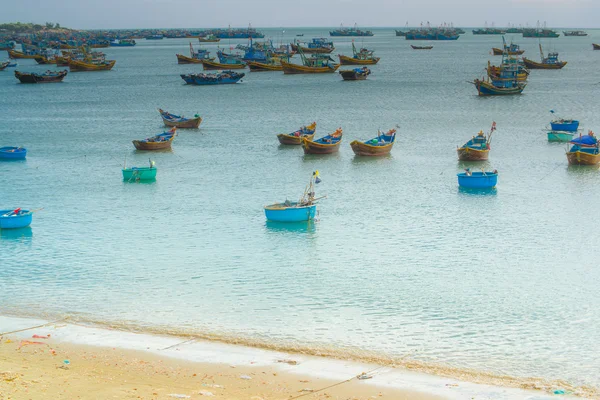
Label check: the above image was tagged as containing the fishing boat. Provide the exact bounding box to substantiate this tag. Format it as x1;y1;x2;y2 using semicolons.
301;128;343;154
0;41;15;51
350;129;396;156
123;160;157;181
522;27;560;38
198;35;220;43
264;171;323;222
338;42;379;65
181;70;245;85
551;119;579;132
146;34;164;40
276;122;317;145
132;128;176;150
411;45;433;50
7;50;38;59
291;38;334;54
68;59;116;71
593;44;600;50
562;30;587;36
0;147;27;160
330;24;374;37
110;39;136;47
457;170;498;189
247;59;284;71
0;209;33;229
33;55;58;64
158;109;202;128
457;122;496;161
201;51;246;69
0;61;9;71
566;132;600;165
14;70;68;83
523;44;567;69
176;43;214;64
472;27;506;35
281;47;339;74
395;30;407;37
487;61;529;82
6;61;18;68
339;67;371;80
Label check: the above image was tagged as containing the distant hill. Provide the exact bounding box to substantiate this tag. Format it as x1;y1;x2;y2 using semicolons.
0;22;72;34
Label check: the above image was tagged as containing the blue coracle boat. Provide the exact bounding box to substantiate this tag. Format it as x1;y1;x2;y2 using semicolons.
457;170;498;189
0;208;33;229
550;119;579;132
264;171;323;222
0;147;27;160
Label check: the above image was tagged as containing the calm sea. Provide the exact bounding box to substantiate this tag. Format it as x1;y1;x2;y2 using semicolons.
1;28;599;392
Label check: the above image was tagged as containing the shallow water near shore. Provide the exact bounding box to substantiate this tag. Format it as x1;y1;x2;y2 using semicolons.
1;28;600;393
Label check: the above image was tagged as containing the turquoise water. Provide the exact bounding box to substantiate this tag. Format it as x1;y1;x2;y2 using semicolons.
1;28;600;391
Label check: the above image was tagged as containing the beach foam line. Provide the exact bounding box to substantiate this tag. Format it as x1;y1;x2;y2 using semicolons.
0;315;587;399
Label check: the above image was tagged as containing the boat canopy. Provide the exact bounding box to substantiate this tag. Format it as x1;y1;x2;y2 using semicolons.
570;135;597;146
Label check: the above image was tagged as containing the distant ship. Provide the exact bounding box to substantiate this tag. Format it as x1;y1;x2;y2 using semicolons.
330;24;374;37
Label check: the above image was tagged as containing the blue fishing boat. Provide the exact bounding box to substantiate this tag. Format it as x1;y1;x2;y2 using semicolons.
241;38;269;62
0;208;33;229
146;34;164;40
550;119;579;132
264;172;323;222
180;70;245;85
0;147;27;160
110;39;136;47
566;133;600;165
457;170;498;189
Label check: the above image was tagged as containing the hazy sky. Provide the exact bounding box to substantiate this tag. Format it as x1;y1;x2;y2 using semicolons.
2;0;598;29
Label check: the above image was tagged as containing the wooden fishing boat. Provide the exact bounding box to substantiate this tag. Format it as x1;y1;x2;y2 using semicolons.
338;42;379;65
132;128;176;150
457;122;495;161
594;43;600;50
123;161;157;181
201;59;246;70
247;60;283;71
8;50;38;59
472;78;525;96
56;56;70;66
281;60;339;74
411;45;433;50
181;70;245;85
158;109;202;128
0;147;27;160
291;38;334;54
264;172;322;222
492;41;524;55
523;44;567;69
350;129;396;156
488;65;529;82
33;55;57;64
0;61;9;71
566;133;600;165
276;122;317;145
176;42;214;64
14;70;68;83
176;54;203;64
339;67;371;80
302;128;343;154
457;170;498;189
0;209;33;229
69;59;116;71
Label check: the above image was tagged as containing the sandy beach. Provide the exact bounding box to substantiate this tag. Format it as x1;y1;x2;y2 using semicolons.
0;316;581;400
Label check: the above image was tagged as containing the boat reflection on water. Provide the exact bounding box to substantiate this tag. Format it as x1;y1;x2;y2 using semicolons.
265;220;317;235
458;186;497;196
0;226;33;241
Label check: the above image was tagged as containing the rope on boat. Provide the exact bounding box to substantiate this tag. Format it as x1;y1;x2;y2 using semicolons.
0;317;69;336
285;365;386;400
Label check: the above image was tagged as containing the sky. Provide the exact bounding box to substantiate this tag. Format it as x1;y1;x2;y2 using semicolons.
2;0;599;29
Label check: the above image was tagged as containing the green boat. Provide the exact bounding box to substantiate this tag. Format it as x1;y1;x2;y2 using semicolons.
547;131;574;142
122;161;157;181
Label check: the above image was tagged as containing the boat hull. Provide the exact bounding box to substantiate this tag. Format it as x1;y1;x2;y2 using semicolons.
457;172;498;188
122;167;157;181
492;48;524;55
522;58;567;69
411;45;433;50
457;147;489;161
0;210;32;229
176;54;206;64
474;80;525;96
302;137;341;154
202;60;246;70
264;204;316;222
550;121;579;132
277;133;315;145
338;55;379;65
34;56;57;64
8;50;38;59
247;61;283;71
547;132;574;142
69;59;116;71
14;70;67;83
291;44;333;54
350;140;393;156
566;151;600;165
594;44;600;50
0;147;27;160
161;116;202;128
281;61;339;74
132;140;172;151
